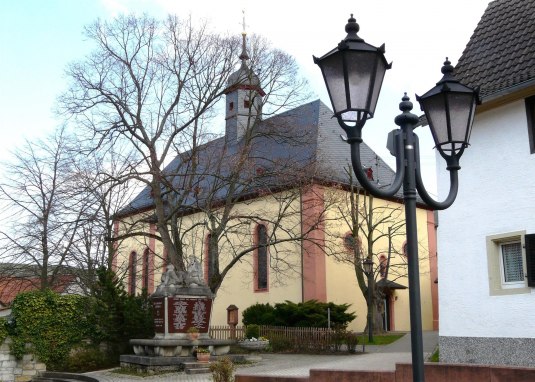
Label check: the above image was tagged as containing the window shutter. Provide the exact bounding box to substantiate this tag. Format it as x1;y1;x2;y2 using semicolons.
525;234;535;287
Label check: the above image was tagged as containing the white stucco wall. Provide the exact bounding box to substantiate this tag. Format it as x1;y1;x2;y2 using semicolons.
437;99;535;338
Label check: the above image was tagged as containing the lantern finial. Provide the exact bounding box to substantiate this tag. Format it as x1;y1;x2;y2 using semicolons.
344;14;363;42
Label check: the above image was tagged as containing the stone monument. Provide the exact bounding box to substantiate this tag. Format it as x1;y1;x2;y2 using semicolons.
121;257;233;370
151;260;213;340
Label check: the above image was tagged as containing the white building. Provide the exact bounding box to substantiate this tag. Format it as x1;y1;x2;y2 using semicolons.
437;0;535;367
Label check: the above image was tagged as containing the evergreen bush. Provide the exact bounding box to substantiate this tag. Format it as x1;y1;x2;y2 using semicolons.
245;324;260;339
87;267;153;359
242;300;355;328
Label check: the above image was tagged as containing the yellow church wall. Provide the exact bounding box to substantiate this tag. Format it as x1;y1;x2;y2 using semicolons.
181;191;304;327
115;190;305;327
115;185;436;333
322;188;434;332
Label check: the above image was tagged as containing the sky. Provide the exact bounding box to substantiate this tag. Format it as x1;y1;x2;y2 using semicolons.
0;0;491;195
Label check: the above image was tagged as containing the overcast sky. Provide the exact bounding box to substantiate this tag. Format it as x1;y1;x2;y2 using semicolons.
0;0;491;194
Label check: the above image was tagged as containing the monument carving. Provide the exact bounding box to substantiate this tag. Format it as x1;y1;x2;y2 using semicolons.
126;256;232;365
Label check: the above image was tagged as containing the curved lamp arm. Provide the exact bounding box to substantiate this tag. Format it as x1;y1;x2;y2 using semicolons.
346;127;405;199
414;135;459;210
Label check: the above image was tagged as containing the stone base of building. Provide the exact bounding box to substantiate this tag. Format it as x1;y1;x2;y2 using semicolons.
440;336;535;367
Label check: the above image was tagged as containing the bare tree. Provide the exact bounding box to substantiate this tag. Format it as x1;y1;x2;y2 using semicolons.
59;13;311;287
66;148;139;293
325;167;410;334
0;129;90;291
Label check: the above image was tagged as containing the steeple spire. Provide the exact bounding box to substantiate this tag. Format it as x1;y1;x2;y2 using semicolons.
239;10;249;63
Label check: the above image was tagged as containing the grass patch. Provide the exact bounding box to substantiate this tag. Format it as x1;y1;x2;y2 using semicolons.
429;348;439;362
358;333;405;345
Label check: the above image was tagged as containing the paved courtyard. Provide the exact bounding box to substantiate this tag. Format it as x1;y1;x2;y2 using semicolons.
84;331;438;382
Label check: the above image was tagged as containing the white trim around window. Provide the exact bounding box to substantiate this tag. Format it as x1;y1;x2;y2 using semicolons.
486;231;530;296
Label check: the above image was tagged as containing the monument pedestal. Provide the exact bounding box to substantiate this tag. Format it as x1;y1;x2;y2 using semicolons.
121;261;235;371
130;338;234;357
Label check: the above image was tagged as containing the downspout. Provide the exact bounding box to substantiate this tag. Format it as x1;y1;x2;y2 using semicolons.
300;188;305;303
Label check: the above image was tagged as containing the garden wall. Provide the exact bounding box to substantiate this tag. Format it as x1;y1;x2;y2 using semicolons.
0;338;46;382
236;362;535;382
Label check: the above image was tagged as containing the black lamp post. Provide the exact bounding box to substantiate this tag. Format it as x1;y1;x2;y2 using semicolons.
363;257;374;344
314;15;478;382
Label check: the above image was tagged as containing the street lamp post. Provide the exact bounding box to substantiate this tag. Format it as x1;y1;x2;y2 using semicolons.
314;15;478;382
363;258;374;344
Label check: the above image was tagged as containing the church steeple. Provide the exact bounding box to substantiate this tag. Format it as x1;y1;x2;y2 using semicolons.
224;10;265;143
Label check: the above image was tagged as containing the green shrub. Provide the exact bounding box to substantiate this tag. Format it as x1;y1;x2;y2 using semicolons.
123;289;154;340
429;348;439;362
242;300;356;329
245;324;260;339
7;267;154;372
64;345;114;372
242;303;276;326
331;329;347;352
0;317;8;345
345;331;359;353
87;267;153;361
268;334;292;352
9;289;91;370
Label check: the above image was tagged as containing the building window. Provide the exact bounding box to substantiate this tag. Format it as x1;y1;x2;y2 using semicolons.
500;242;524;284
244;99;250;108
129;251;137;295
229;101;234;111
486;231;533;295
142;248;150;291
255;224;269;291
526;95;535;154
344;233;361;252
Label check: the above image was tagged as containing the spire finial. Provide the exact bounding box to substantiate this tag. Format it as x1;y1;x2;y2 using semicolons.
239;9;249;63
242;9;247;35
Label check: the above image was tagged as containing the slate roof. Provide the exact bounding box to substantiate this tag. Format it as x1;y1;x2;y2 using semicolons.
455;0;535;99
118;99;403;217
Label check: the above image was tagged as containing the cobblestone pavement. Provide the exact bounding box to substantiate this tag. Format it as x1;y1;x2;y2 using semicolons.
84;331;438;382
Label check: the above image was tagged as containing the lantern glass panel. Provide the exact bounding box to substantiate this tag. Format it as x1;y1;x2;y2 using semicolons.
346;50;376;115
321;53;347;116
369;57;387;118
423;94;449;146
447;92;476;145
363;259;373;275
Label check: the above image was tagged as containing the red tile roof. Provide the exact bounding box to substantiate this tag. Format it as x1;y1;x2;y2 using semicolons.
0;275;77;306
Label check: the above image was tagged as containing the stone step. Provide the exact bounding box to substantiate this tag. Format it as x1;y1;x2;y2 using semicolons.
185;367;211;375
183;361;212;369
183;361;212;375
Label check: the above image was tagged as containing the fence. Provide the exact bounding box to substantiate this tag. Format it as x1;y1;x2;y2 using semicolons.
209;325;246;340
209;325;359;353
259;326;338;352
